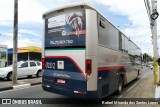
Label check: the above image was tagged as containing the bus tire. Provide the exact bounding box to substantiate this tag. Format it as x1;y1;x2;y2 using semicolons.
117;76;123;95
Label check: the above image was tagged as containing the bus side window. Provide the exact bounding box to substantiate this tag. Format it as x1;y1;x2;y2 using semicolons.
99;18;105;28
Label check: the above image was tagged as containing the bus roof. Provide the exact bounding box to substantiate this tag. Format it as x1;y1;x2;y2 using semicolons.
43;2;141;51
43;2;96;16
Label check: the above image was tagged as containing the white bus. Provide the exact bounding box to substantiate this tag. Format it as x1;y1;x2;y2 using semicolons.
42;3;142;99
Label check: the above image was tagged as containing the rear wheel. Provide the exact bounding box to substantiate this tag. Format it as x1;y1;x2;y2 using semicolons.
36;70;42;77
7;72;12;81
117;76;123;95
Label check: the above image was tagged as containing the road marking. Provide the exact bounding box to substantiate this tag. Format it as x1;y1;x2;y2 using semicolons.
118;71;151;98
142;68;148;71
0;84;41;94
13;84;31;90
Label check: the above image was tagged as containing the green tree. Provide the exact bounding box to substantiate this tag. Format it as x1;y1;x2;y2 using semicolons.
143;53;153;63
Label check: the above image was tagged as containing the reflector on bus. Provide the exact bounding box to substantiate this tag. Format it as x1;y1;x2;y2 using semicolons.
57;9;64;13
86;59;92;75
42;58;45;70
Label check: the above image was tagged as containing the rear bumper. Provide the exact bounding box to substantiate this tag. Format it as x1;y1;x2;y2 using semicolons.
42;84;98;99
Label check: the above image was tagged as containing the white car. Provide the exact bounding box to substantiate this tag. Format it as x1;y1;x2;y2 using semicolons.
150;65;153;69
0;61;42;80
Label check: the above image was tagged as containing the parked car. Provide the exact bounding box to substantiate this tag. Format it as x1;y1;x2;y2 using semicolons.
0;61;42;80
146;64;151;67
150;65;153;69
146;63;154;70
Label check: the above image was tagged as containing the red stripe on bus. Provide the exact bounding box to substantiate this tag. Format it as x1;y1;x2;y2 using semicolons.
45;56;86;80
71;30;86;35
98;66;125;72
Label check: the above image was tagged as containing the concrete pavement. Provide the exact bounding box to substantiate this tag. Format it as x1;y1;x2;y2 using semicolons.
122;70;156;98
0;77;42;91
110;69;160;107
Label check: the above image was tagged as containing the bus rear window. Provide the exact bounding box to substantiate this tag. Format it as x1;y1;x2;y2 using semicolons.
45;11;86;48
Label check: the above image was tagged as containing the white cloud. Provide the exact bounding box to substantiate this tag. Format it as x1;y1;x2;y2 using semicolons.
0;36;41;48
0;0;160;57
0;0;45;48
0;0;46;24
18;0;46;23
0;0;14;22
94;0;160;57
18;38;42;48
19;29;41;37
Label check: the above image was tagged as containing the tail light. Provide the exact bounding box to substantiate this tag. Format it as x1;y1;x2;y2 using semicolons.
86;59;92;75
42;58;45;70
57;9;64;13
81;5;84;8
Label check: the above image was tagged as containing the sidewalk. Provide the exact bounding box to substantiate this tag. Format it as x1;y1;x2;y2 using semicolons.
0;77;42;91
123;68;156;98
114;67;159;107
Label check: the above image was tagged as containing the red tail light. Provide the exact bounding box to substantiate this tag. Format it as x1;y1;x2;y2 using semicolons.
81;5;84;8
86;59;92;75
42;58;45;70
57;9;64;13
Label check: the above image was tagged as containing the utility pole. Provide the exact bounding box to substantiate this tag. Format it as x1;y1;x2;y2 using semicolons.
151;0;159;59
151;0;159;83
13;0;18;84
144;0;159;83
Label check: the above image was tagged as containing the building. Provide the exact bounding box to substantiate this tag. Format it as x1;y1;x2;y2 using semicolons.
8;46;41;65
0;45;7;68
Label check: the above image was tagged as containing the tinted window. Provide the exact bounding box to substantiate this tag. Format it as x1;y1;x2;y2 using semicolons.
30;62;36;67
98;16;119;50
45;11;86;48
36;62;41;66
0;52;6;59
21;62;28;68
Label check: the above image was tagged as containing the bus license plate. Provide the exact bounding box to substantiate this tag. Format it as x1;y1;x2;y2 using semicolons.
56;79;66;84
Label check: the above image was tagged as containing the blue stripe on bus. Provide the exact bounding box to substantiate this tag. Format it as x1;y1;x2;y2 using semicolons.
45;56;86;80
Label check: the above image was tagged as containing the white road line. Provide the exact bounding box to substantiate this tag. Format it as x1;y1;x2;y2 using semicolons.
118;71;151;98
0;84;41;94
13;84;31;90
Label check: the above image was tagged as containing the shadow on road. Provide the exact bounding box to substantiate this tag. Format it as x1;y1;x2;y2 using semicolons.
0;76;41;82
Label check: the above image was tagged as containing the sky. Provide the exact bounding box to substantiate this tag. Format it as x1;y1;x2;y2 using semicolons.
0;0;160;57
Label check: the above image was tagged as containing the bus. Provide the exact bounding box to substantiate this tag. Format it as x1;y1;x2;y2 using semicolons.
42;3;142;99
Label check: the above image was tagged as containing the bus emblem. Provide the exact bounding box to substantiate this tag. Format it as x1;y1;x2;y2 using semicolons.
53;73;70;78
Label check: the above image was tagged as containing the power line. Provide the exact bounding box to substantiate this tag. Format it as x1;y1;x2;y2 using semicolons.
144;0;152;26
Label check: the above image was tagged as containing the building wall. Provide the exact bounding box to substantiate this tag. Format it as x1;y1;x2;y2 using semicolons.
8;52;41;65
0;45;7;68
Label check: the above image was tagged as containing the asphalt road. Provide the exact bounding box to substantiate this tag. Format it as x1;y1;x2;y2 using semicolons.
0;67;152;107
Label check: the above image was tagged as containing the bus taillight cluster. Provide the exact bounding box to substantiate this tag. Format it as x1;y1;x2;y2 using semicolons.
86;59;92;75
42;58;45;70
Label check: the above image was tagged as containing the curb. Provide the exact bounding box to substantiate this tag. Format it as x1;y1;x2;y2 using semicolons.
0;86;13;92
30;82;42;86
0;82;42;92
13;84;31;90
